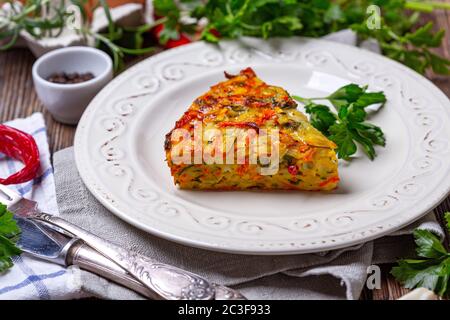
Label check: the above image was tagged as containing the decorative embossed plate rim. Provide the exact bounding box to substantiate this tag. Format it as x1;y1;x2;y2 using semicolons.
74;37;450;255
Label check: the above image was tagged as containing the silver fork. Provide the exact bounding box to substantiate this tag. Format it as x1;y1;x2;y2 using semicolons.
0;184;246;300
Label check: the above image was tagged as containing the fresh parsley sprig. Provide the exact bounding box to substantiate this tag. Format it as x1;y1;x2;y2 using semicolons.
391;212;450;297
0;203;21;273
293;84;386;161
352;20;450;75
154;0;450;75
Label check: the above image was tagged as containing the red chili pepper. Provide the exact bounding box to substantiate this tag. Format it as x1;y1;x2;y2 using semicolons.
288;165;298;176
0;124;40;185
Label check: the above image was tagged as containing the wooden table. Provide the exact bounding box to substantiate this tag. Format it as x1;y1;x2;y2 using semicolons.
1;12;449;301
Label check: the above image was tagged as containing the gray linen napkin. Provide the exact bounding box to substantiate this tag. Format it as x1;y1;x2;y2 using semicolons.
53;148;444;300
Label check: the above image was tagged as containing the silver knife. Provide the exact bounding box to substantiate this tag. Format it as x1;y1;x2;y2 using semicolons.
15;216;156;298
0;184;246;300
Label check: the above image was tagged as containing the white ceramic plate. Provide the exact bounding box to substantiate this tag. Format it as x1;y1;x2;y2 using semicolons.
74;37;450;255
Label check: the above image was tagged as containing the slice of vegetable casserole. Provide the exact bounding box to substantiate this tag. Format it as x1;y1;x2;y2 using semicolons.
164;68;339;191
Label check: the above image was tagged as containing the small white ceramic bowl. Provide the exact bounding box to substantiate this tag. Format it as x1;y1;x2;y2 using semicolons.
32;46;113;124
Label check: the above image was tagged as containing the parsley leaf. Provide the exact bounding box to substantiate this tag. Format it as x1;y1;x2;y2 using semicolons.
0;203;20;237
445;212;450;231
153;0;182;45
0;236;21;272
355;92;387;108
391;218;450;298
327;84;386;110
352;122;385;147
328;122;357;160
427;51;450;75
404;22;444;48
0;203;21;273
328;84;365;110
413;229;448;259
295;83;386;160
304;104;336;135
391;257;450;296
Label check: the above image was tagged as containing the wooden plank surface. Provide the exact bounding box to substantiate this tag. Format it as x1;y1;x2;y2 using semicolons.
0;9;449;300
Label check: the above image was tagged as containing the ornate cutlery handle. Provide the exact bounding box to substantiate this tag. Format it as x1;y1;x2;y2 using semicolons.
68;241;156;299
34;213;215;300
70;240;247;300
